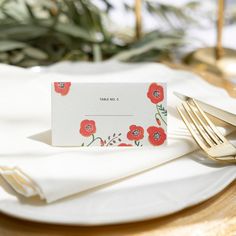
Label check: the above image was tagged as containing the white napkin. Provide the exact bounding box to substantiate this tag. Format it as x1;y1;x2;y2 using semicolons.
0;62;235;203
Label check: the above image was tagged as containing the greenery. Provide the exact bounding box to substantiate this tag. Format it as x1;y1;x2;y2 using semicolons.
0;0;233;67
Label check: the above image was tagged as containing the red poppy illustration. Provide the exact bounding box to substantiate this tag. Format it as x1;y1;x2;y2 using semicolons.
118;143;133;147
127;125;144;141
79;120;96;137
147;83;164;104
147;126;166;146
54;82;71;96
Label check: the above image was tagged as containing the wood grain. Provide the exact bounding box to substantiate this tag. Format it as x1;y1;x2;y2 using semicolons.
0;180;235;236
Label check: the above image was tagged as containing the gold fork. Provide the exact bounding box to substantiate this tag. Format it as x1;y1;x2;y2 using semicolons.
177;99;236;163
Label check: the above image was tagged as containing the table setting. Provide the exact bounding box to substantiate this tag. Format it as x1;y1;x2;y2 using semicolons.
0;60;235;226
0;0;236;235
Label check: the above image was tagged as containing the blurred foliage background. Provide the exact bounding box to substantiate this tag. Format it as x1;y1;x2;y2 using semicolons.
0;0;235;67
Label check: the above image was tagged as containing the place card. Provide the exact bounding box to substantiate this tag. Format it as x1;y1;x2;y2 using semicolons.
52;82;167;147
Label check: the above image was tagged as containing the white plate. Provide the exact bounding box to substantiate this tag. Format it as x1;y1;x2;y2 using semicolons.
0;155;235;225
0;62;235;225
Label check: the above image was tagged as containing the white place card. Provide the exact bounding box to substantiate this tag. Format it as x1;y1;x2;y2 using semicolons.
52;82;167;147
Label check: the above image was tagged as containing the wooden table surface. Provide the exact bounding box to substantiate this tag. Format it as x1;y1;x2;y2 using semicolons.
0;65;235;236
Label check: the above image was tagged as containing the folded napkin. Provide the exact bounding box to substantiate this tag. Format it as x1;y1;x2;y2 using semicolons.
0;62;235;203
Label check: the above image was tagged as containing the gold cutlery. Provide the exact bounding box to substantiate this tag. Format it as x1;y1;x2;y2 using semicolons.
177;99;236;163
174;92;236;127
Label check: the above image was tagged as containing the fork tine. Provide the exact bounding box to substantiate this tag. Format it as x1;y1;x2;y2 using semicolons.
192;99;227;143
186;100;221;145
177;106;209;152
182;102;214;147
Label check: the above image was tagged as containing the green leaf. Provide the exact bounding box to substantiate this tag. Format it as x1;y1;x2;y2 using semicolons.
23;47;48;60
157;104;167;116
18;59;40;67
80;0;95;28
0;0;203;66
9;51;25;64
0;52;8;61
0;25;48;40
25;2;35;19
64;0;81;25
114;37;183;61
54;23;97;42
0;40;27;52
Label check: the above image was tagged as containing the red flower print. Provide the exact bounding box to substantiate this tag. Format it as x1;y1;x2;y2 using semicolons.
118;143;133;147
127;125;144;141
147;83;164;104
100;139;105;146
156;117;161;126
80;120;96;137
147;126;166;146
54;82;71;96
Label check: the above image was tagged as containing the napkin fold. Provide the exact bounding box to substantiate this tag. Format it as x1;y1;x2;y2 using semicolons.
0;62;235;203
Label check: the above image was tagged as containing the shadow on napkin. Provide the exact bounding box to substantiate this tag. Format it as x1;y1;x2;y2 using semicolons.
28;130;51;145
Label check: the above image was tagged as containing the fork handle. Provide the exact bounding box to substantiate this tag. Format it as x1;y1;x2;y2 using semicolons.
216;156;236;162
